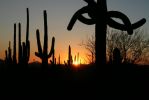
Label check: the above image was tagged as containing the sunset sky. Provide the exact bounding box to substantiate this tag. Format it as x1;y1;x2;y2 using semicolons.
0;0;148;64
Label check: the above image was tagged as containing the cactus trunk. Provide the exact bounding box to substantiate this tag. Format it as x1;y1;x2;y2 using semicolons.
43;11;48;56
68;45;72;66
13;23;17;64
26;8;30;64
95;0;107;66
58;54;60;65
18;23;22;64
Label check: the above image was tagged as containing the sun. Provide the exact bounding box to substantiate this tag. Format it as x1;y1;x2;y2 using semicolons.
73;61;79;66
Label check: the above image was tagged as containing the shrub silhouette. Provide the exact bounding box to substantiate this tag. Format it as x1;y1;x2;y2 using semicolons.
35;10;55;67
67;0;146;66
113;48;122;64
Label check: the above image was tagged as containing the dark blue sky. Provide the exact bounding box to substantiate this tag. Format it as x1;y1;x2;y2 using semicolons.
0;0;148;63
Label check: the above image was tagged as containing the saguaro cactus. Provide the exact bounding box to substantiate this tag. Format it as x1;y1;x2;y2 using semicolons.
35;10;55;67
67;0;146;66
24;8;30;64
5;41;12;64
58;54;60;65
18;8;30;65
13;23;17;64
67;45;73;66
18;23;22;64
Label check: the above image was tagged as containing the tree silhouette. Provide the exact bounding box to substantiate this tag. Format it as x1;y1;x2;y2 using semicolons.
67;0;146;66
107;29;149;64
82;29;149;64
35;10;55;68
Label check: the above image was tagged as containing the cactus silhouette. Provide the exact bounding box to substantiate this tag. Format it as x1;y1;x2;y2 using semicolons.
35;10;55;67
5;50;8;63
18;23;22;64
50;49;55;65
67;45;73;66
58;54;60;65
5;41;12;64
113;48;122;64
13;23;17;64
18;8;30;65
52;49;55;64
25;8;30;65
67;0;146;66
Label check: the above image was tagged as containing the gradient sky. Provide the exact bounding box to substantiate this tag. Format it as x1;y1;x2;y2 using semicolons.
0;0;148;64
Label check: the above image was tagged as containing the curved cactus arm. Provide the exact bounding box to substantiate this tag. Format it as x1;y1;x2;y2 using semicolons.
67;6;95;30
36;29;42;54
84;0;96;4
77;12;95;25
132;18;146;29
48;37;55;58
35;52;42;59
108;11;133;35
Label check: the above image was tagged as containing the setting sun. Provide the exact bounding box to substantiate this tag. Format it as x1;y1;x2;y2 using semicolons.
73;61;79;66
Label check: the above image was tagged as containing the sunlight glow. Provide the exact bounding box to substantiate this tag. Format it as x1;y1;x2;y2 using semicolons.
73;61;79;66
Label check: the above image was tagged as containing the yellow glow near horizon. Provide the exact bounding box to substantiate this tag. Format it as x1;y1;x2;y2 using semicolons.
73;61;79;66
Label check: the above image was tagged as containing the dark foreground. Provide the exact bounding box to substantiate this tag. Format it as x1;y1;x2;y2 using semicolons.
0;63;149;98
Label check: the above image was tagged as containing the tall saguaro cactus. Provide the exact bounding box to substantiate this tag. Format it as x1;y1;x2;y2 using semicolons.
18;8;30;65
67;0;146;66
18;23;22;64
35;10;55;67
13;23;17;64
25;8;30;64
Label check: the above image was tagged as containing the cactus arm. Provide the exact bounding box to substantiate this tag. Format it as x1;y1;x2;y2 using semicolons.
35;52;42;58
26;8;29;42
48;37;55;58
107;11;133;34
27;40;30;61
132;18;146;29
84;0;96;4
36;29;42;54
67;6;95;30
43;10;48;55
8;41;12;60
